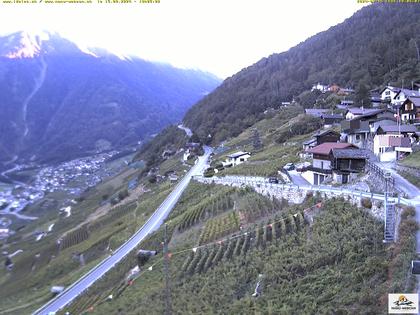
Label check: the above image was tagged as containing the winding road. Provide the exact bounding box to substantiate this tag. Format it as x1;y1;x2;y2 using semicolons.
33;147;212;315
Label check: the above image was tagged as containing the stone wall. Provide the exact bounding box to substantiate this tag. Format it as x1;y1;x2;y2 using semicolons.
194;177;386;221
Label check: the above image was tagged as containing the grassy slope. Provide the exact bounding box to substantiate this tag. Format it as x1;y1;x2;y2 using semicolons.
398;151;420;188
399;151;420;168
0;152;189;314
211;106;316;177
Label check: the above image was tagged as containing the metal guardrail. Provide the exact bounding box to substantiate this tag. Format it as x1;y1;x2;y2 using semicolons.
366;160;396;189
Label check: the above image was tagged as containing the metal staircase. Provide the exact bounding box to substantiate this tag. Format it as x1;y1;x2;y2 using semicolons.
384;194;396;243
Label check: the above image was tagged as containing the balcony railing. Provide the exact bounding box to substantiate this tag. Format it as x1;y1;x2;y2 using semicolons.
303;165;332;174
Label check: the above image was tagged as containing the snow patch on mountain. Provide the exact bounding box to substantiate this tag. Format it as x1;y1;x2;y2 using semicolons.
2;31;49;59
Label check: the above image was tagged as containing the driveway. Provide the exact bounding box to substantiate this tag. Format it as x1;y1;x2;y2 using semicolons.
288;170;310;186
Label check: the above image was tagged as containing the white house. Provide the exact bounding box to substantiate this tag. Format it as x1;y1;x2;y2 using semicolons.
373;125;417;162
311;83;328;93
223;151;251;167
344;107;382;120
0;228;10;239
380;86;400;104
183;149;191;161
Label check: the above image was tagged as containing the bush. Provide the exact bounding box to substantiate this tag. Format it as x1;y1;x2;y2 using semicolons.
204;168;215;177
118;189;129;200
361;198;372;209
401;206;416;220
148;175;157;184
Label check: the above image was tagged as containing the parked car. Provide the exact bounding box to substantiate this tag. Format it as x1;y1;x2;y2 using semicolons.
268;177;279;184
283;163;295;171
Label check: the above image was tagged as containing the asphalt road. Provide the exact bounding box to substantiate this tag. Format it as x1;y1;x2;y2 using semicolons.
33;147;212;315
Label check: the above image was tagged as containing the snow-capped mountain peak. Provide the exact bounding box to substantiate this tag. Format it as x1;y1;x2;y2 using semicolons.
0;31;51;59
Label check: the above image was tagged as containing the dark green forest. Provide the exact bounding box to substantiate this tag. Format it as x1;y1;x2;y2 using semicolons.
184;4;420;143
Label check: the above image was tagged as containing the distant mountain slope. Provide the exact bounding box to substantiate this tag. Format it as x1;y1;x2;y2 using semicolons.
184;4;420;143
0;31;220;164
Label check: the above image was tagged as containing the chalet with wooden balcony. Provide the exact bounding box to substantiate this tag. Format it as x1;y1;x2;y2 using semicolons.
301;142;368;185
394;97;420;123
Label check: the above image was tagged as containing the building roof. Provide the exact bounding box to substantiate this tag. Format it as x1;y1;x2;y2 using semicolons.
307;142;354;155
379;86;400;94
305;108;329;117
303;138;317;146
352;109;394;121
313;129;340;137
339;88;354;93
378;125;418;134
321;114;343;120
394;89;420;99
346;107;383;116
403;96;420;108
228;151;250;159
331;148;370;159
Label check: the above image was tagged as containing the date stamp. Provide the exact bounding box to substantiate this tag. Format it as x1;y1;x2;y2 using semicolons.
357;0;420;3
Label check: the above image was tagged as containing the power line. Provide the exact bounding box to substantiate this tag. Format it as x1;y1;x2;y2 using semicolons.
163;223;172;315
79;203;323;313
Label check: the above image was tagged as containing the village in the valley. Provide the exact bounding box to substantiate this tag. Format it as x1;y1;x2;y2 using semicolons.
0;151;131;238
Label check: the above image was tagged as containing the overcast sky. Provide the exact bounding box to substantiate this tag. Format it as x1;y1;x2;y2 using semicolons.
0;0;367;78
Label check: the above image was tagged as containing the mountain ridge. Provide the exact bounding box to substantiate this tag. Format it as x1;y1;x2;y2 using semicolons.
0;31;221;165
183;4;420;143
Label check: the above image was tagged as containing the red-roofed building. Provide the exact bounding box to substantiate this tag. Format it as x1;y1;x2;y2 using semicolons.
307;142;355;156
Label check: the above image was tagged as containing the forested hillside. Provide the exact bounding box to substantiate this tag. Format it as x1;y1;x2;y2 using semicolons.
184;4;420;143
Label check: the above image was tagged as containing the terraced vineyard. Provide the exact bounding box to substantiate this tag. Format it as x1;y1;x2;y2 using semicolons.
59;202;138;251
198;211;240;244
177;189;236;231
236;191;287;222
88;202;137;232
184;210;305;274
57;181;414;315
60;225;90;250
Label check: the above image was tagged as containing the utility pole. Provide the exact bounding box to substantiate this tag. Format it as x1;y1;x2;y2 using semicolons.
163;224;172;315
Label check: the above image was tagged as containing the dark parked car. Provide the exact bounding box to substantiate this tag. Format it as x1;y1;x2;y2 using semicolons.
268;177;279;184
283;163;295;171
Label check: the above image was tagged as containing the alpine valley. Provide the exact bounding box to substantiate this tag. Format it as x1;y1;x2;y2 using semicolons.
0;31;220;166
